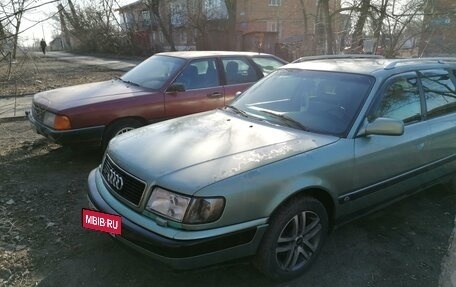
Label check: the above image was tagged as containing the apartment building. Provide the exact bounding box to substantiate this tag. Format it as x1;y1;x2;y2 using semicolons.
117;0;342;60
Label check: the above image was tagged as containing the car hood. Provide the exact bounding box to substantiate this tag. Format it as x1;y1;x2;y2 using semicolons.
33;79;150;111
107;110;339;194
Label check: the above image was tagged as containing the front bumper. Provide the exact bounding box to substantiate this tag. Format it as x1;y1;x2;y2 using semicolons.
26;110;105;145
87;169;268;270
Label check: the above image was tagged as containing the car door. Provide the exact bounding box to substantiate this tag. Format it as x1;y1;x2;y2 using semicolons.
221;57;262;105
346;73;430;211
165;58;224;118
418;68;456;180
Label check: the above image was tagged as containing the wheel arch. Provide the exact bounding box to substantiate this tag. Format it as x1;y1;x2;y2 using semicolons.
105;116;148;129
101;116;148;148
269;187;336;232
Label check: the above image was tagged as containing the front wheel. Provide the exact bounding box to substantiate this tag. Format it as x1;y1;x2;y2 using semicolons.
254;196;328;281
102;119;143;150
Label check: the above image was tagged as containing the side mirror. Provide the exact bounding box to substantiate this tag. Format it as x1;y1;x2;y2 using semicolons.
362;117;404;136
235;91;242;97
167;83;185;93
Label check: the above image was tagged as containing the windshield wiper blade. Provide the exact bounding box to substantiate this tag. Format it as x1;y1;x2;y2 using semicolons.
259;110;308;131
225;105;249;117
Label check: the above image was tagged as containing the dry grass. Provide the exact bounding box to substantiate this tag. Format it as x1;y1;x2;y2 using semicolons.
0;53;123;97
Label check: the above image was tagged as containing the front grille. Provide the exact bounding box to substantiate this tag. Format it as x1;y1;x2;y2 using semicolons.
32;103;46;122
101;156;146;206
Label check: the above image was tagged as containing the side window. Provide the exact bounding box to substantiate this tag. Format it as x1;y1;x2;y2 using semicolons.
421;70;456;118
222;58;260;85
174;59;219;90
251;57;284;76
372;77;421;124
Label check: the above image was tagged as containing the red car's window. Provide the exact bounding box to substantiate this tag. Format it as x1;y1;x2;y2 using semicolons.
222;57;260;85
174;58;219;90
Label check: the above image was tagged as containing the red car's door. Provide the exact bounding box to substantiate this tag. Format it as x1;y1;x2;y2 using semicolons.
220;57;263;105
165;58;224;118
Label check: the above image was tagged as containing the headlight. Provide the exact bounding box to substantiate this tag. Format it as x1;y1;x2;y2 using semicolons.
43;111;55;127
146;187;225;224
146;187;191;222
185;197;225;224
43;111;71;130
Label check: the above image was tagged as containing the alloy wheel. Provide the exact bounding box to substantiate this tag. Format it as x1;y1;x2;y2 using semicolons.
275;211;322;272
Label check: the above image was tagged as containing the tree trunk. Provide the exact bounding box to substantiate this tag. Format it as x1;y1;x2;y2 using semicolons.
315;0;333;55
321;0;333;54
57;4;72;49
299;0;309;35
12;11;22;60
372;0;388;55
224;0;236;50
350;0;370;53
146;0;176;51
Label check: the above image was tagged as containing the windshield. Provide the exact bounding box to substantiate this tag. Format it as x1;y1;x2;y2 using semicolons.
231;69;374;136
120;55;186;89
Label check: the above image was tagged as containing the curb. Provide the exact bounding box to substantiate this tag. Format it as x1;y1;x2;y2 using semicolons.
0;116;27;123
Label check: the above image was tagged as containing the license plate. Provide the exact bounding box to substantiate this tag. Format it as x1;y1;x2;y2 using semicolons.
82;208;121;235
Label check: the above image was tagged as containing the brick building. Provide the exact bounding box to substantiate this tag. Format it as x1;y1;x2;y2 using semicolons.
117;0;343;60
235;0;342;60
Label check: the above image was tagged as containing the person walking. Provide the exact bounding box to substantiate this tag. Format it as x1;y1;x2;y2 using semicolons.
40;39;47;55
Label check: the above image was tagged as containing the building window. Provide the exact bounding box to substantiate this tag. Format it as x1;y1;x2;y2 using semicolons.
267;21;278;32
268;0;281;6
203;0;228;20
170;2;186;26
141;10;151;27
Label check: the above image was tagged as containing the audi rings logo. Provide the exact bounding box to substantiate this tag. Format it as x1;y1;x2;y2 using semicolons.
106;168;124;190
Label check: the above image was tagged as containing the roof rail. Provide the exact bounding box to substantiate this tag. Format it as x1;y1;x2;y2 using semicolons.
293;54;384;63
384;57;456;70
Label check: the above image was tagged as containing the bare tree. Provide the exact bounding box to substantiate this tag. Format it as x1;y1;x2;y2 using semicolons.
57;3;71;49
224;0;236;50
184;0;230;50
0;0;26;59
184;0;207;49
350;0;371;53
58;0;128;53
371;0;389;55
314;0;335;54
299;0;309;37
143;0;176;51
379;1;424;57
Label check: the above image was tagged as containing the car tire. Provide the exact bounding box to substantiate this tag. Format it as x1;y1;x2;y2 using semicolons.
102;119;143;150
254;196;328;281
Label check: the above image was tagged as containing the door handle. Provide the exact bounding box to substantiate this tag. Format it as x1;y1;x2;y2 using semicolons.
207;92;223;98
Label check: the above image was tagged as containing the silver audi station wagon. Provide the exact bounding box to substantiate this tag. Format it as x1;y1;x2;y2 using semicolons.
87;56;456;281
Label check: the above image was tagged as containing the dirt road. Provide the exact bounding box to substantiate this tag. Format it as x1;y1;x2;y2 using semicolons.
1;52;455;287
0;118;455;287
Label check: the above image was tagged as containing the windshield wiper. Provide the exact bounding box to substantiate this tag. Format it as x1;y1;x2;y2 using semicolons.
118;77;140;87
225;105;249;117
258;110;308;131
